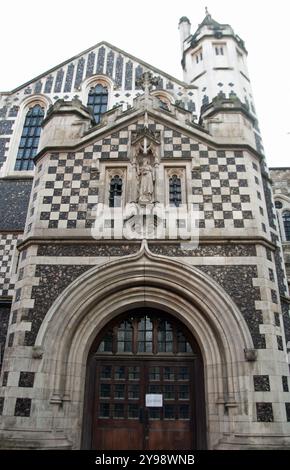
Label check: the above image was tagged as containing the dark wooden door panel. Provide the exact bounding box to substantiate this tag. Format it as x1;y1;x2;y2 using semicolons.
93;361;145;450
145;362;194;450
83;309;206;450
96;424;144;450
92;360;195;450
148;424;192;450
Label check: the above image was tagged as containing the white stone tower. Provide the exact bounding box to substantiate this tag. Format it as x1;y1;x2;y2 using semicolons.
179;9;257;120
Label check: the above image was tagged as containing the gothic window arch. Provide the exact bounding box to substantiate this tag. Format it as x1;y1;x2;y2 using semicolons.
109;174;123;207
282;210;290;241
15;104;45;170
169;174;182;207
87;83;108;124
96;312;193;355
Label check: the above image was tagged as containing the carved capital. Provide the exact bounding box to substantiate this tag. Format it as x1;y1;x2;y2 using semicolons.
244;348;257;361
32;346;44;359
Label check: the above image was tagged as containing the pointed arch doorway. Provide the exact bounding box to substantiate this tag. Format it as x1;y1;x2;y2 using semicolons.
82;308;206;450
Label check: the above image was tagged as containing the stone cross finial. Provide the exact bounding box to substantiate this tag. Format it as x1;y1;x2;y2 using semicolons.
135;71;159;99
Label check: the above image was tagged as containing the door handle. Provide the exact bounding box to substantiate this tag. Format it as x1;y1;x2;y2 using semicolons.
139;407;144;423
139;408;148;424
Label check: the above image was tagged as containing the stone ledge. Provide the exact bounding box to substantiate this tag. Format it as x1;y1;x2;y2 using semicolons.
0;432;72;449
214;433;290;450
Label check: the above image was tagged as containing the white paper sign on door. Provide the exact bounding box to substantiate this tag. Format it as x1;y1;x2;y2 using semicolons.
145;394;163;407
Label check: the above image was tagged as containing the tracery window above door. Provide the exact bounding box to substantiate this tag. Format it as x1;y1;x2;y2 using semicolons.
97;312;193;355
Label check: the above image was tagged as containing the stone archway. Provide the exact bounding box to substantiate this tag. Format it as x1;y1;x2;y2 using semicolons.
83;307;207;450
35;241;253;449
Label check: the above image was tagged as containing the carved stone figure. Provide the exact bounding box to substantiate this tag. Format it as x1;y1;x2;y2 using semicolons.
138;158;154;204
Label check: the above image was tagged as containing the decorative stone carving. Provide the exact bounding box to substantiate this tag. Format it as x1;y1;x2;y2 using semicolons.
137;157;154;205
32;346;44;359
135;71;160;94
130;126;160;206
244;348;258;361
167;167;184;179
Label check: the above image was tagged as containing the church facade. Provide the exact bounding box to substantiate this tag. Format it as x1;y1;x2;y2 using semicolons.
269;168;290;289
0;11;290;450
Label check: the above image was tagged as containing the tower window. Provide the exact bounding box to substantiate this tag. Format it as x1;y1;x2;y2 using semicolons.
213;44;226;55
215;46;224;55
109;175;122;207
15;104;44;171
283;211;290;241
87;83;108;124
275;200;283;209
169;175;182;207
195;49;203;63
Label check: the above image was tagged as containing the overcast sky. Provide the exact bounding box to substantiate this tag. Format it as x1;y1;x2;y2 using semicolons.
1;0;289;168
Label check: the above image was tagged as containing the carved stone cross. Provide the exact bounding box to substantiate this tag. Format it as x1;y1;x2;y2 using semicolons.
135;71;160;99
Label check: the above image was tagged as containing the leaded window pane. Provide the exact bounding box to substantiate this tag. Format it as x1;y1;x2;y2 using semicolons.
169;175;182;207
117;321;133;352
15;104;44;171
177;330;192;353
87;84;108;124
138;316;153;352
283;211;290;241
98;330;113;352
109;175;122;207
158;320;173;352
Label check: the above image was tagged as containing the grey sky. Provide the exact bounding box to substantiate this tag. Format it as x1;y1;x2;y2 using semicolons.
1;0;289;167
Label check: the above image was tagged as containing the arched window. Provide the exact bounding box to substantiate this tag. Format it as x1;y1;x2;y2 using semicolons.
157;320;173;352
138;316;153;353
15;104;45;170
117;320;133;353
87;84;108;124
109;175;122;207
275;200;283;209
96;311;193;355
169;175;182;207
283;211;290;241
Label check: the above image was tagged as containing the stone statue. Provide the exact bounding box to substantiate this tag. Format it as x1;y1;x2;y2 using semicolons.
138;158;154;204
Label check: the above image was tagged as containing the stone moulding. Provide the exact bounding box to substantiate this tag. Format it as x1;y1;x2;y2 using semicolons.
29;240;255;448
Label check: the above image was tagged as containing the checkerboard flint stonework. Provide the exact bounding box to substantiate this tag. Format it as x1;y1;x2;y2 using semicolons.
26;119;257;234
35;151;99;230
0;234;21;297
191;150;253;229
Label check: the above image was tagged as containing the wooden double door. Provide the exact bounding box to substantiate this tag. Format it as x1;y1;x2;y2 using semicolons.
83;309;206;450
93;359;195;450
